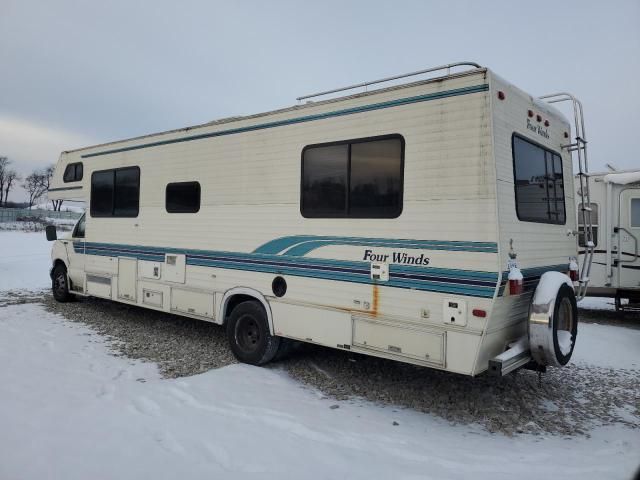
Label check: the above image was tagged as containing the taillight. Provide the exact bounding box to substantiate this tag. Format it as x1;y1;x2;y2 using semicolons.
508;265;523;295
568;257;579;282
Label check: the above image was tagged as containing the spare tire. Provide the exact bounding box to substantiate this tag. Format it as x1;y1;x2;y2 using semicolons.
528;275;578;367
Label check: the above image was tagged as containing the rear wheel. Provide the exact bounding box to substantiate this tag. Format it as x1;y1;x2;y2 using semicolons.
226;301;280;365
52;264;73;303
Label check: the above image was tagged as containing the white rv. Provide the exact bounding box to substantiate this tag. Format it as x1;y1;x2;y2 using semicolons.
46;62;593;377
576;169;640;311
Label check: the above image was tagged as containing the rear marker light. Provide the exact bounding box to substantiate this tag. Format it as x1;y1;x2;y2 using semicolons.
564;132;569;138
472;309;487;318
508;264;524;295
569;257;579;282
497;91;506;100
544;120;550;127
536;114;542;122
528;110;534;117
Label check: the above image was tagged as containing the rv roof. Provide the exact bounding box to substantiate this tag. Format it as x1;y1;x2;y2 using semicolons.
63;65;488;155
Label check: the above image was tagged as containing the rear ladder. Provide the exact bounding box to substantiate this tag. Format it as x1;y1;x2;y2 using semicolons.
539;93;593;300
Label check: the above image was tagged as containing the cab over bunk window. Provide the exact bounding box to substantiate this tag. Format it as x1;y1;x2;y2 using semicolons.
512;134;566;224
166;182;201;213
301;135;404;218
90;167;140;217
63;162;83;182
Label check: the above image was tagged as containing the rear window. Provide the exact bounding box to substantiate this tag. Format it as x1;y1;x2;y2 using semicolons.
512;134;566;224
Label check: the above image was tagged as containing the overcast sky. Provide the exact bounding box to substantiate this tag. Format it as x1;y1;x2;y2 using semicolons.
1;0;638;203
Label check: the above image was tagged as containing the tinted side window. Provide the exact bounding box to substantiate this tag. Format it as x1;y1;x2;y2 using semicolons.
113;168;140;217
63;162;83;182
350;139;402;218
166;182;201;213
301;135;404;218
90;170;114;216
301;145;348;217
73;214;86;238
512;135;566;224
90;167;139;217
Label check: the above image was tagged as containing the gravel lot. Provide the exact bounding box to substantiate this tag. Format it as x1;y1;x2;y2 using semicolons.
25;293;640;436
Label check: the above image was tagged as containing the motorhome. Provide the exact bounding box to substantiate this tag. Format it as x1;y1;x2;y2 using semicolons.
46;62;592;377
576;169;640;311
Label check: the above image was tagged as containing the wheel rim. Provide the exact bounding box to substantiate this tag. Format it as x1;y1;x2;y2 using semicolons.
558;297;574;333
236;314;261;354
54;272;66;296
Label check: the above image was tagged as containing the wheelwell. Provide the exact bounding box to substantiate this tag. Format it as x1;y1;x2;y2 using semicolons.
223;294;261;324
50;258;67;278
53;259;67;270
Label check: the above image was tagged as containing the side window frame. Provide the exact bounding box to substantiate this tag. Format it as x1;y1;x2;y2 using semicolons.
90;166;140;218
165;181;201;213
300;134;405;219
72;213;86;239
63;162;84;183
511;133;567;225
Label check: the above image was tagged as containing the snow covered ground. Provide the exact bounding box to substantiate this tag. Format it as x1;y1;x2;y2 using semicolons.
0;231;638;480
0;230;52;291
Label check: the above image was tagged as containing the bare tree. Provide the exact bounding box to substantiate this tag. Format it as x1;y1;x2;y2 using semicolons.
41;165;64;211
3;170;20;206
0;156;9;206
22;171;48;209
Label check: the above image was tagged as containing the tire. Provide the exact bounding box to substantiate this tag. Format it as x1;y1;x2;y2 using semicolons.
226;301;280;365
52;263;73;303
552;284;578;366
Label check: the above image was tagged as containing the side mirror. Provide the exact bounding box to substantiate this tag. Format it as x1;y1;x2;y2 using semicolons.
45;225;57;241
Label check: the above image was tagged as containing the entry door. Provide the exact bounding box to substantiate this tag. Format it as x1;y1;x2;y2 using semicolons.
617;188;640;288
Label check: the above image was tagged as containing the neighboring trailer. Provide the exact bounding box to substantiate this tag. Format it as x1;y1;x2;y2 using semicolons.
577;169;640;310
47;63;588;376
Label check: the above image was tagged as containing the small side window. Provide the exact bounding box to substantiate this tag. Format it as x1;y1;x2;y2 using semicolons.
631;198;640;228
166;182;201;213
63;162;83;182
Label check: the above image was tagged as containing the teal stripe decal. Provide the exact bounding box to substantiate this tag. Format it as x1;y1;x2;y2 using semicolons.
77;241;499;298
81;84;489;159
254;235;498;255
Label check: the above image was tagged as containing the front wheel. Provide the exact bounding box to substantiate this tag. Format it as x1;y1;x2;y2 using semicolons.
226;301;280;365
52;264;73;302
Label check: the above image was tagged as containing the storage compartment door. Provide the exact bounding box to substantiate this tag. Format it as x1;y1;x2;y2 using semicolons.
353;317;444;366
170;288;215;319
118;257;138;301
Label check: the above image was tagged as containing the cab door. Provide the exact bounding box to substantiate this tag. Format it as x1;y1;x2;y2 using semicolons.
616;189;640;288
65;213;86;293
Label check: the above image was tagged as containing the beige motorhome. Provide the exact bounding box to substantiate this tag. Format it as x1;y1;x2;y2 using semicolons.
46;62;592;377
577;169;640;311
